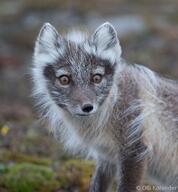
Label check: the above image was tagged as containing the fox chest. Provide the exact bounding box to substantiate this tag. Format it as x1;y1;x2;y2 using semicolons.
89;135;118;161
65;125;117;161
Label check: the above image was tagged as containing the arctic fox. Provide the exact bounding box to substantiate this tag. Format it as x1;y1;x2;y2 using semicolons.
32;22;178;191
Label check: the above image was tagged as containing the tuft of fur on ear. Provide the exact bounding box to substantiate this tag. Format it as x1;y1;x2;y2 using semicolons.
91;22;122;63
34;23;63;62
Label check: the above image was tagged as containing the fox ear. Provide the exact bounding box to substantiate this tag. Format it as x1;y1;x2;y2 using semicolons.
34;23;62;57
91;22;122;60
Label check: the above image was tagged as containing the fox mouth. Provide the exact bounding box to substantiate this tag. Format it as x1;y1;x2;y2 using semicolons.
75;111;97;117
76;113;90;117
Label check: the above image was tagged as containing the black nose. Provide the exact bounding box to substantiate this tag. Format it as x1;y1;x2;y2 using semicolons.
82;104;93;113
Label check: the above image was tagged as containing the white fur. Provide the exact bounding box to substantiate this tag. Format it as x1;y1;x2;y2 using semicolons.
32;22;122;161
84;22;122;64
92;66;105;75
134;65;178;186
32;22;178;187
66;30;87;44
34;23;65;66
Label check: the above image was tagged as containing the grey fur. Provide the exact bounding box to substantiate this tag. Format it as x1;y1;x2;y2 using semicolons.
32;22;178;191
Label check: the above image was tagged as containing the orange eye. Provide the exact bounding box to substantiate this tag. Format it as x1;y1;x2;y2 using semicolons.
58;75;70;85
92;74;102;84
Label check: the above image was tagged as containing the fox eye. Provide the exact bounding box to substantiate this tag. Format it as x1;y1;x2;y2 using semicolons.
92;74;103;84
58;75;70;86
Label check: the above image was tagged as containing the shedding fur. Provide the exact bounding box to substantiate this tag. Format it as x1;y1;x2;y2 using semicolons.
32;22;178;191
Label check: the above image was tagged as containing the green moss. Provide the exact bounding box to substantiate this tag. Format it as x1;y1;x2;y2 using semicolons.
0;163;55;192
0;150;51;166
0;160;95;192
57;159;95;191
0;159;156;192
0;163;8;174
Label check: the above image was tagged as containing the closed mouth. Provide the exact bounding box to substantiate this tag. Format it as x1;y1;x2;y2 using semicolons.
76;113;90;117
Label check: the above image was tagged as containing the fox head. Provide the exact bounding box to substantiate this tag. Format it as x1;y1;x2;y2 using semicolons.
32;22;122;117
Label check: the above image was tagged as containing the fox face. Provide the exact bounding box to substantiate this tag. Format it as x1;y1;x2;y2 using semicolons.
33;23;122;117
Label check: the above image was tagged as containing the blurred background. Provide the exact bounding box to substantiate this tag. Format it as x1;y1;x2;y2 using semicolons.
0;0;178;191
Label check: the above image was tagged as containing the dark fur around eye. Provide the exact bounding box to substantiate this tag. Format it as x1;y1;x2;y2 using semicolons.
43;65;56;81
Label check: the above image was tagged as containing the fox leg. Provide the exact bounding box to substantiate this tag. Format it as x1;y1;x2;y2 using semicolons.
118;141;148;192
118;157;147;192
89;160;116;192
